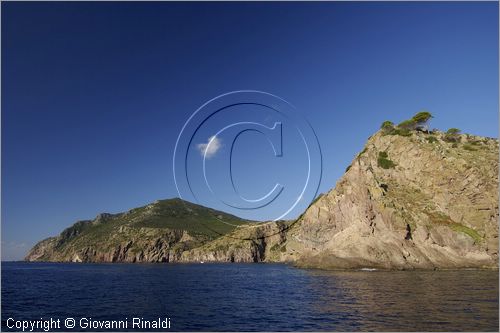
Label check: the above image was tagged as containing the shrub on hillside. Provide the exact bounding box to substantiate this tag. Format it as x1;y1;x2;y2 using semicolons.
377;151;396;169
380;120;395;134
426;136;438;143
444;128;461;143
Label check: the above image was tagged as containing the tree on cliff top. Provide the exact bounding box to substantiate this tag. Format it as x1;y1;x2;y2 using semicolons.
411;111;433;131
398;119;416;130
381;111;433;136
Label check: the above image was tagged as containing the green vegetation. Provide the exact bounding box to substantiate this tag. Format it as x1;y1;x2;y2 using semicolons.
398;119;416;130
427;211;453;225
55;220;102;250
462;143;478;151
412;110;432;131
381;111;433;136
447;128;461;134
377;151;396;169
392;128;412;136
412;111;432;124
381;125;411;137
53;198;253;251
381;120;394;128
379;151;388;158
450;224;482;243
380;121;395;134
397;111;433;131
426;136;438;143
131;199;250;235
426;211;482;243
59;221;93;241
444;128;461;143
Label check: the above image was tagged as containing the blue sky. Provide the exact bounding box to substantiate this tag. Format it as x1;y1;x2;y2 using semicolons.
2;2;498;260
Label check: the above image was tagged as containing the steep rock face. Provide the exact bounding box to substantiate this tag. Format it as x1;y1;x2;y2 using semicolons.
181;221;290;262
281;131;498;269
25;199;250;263
25;237;60;261
35;227;207;263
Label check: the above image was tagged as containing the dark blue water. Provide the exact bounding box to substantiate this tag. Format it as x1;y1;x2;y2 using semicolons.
2;262;498;331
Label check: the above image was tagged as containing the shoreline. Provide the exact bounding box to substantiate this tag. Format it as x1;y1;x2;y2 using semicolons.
8;261;500;272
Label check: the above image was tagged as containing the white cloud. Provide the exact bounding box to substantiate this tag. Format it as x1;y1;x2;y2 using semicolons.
197;135;222;159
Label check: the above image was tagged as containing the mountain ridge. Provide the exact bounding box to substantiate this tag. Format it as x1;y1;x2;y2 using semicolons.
25;198;254;262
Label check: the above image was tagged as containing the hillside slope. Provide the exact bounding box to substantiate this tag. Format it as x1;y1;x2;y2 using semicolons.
25;199;251;262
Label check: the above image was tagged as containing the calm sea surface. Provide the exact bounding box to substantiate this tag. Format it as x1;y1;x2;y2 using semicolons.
1;262;498;331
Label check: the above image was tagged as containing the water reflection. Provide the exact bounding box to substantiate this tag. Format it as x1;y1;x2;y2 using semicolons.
2;263;498;331
305;269;499;331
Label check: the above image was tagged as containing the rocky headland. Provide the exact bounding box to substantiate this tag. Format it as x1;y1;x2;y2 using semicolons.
26;118;499;270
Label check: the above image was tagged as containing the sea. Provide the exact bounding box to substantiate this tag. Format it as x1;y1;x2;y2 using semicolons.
1;262;498;331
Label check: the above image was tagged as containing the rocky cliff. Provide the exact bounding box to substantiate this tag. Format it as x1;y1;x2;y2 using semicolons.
26;128;499;269
283;130;499;269
25;199;253;263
